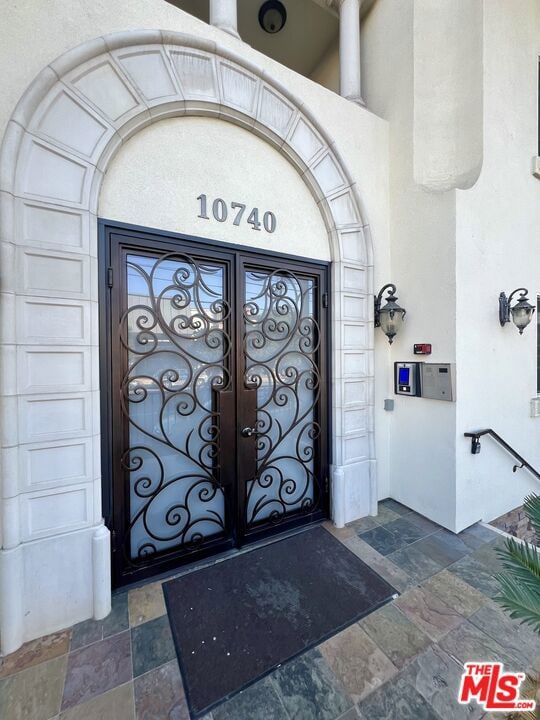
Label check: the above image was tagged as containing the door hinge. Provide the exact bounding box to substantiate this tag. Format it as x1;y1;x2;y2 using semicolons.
107;267;114;287
325;476;329;492
322;291;328;308
111;529;118;551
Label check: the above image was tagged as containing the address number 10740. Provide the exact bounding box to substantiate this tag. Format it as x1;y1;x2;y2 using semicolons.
197;194;277;234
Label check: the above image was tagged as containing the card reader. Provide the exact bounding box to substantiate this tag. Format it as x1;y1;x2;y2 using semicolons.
394;362;421;396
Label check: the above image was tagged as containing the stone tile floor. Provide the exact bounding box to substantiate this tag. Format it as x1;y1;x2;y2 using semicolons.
1;499;538;720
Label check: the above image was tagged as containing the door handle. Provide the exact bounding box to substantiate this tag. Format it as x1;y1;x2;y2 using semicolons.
241;426;262;438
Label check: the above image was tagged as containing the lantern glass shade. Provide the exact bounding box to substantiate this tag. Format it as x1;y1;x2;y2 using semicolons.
511;301;535;334
379;306;405;344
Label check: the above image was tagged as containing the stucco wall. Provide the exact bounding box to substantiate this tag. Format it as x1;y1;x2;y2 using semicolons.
362;0;458;529
0;0;391;650
455;0;540;529
0;3;391;502
363;0;539;531
100;117;330;259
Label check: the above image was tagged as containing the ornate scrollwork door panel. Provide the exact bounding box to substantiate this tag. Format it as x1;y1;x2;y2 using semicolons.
238;259;329;542
105;227;329;587
108;231;237;586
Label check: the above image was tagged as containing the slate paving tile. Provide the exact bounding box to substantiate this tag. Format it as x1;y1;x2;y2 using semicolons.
128;581;166;628
131;614;176;678
405;512;441;536
134;660;188;720
71;593;129;651
421;570;487;617
271;648;352;720
0;629;70;679
343;535;411;593
360;604;431;669
446;554;501;598
379;499;412;516
59;682;135;720
459;523;499;549
323;520;357;541
348;516;380;534
388;517;430;543
470;540;505;574
103;593;130;639
394;587;465;641
401;644;483;720
213;677;288;720
319;623;398;704
336;708;361;720
412;529;471;566
356;673;443;720
364;553;411;594
373;505;401;526
359;518;426;556
70;618;103;652
343;534;385;563
439;621;524;670
62;631;132;710
0;655;67;720
359;526;401;555
387;543;444;582
468;602;540;669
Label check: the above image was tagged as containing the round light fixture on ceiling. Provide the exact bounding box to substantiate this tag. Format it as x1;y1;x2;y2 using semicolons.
259;1;287;34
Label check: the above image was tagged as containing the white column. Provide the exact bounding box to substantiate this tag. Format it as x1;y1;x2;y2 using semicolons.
338;0;364;105
210;0;240;39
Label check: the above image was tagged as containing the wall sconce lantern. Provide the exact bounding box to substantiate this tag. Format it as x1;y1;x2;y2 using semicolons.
499;288;536;334
374;284;406;344
259;1;287;34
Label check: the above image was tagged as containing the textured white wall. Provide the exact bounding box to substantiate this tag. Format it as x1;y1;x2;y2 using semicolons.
363;0;540;531
0;0;391;650
455;0;540;529
100;117;330;259
363;0;458;529
414;0;483;192
310;40;339;94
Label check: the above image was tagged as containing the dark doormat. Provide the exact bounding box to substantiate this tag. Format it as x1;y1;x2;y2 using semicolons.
163;525;397;718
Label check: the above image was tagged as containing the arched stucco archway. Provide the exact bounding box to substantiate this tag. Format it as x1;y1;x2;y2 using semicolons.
0;30;375;654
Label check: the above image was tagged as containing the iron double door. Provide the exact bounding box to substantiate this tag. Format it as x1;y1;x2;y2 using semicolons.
102;224;329;587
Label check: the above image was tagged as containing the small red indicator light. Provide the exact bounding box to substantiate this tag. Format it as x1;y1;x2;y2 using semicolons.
414;343;432;355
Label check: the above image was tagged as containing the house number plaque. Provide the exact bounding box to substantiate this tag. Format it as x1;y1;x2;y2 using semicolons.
197;194;277;234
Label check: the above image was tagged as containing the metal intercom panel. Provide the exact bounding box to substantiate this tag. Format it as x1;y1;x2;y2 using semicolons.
394;362;421;396
420;363;455;401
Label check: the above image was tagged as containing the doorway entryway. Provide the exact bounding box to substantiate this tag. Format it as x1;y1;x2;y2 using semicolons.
100;222;330;587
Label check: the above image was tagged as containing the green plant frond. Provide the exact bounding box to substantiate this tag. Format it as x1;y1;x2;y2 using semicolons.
494;573;540;633
495;537;540;587
523;492;540;538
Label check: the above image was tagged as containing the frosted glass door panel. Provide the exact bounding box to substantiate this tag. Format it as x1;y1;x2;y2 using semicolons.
121;253;230;560
243;269;321;527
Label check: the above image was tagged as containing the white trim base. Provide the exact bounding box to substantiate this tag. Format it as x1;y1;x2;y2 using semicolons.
330;461;374;527
0;523;109;656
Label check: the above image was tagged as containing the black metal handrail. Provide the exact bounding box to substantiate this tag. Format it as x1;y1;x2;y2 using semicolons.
464;429;540;481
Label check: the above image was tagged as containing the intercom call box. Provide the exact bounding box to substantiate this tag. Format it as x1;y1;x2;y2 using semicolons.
394;362;455;401
394;362;421;396
421;363;454;401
